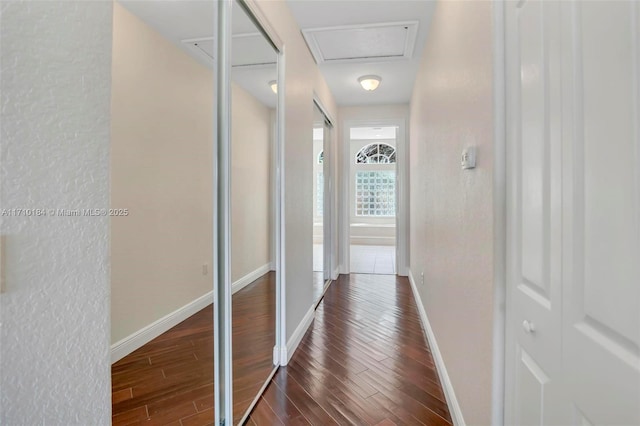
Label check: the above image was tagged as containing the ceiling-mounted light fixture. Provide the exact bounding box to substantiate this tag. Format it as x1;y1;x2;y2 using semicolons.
358;75;381;91
269;80;278;94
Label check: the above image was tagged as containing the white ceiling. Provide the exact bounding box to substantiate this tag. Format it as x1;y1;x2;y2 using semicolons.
315;126;395;141
302;21;419;64
118;0;435;108
350;126;396;140
286;0;435;106
119;0;278;107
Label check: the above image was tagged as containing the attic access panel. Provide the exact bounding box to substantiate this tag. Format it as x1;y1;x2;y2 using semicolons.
182;33;276;68
302;21;419;64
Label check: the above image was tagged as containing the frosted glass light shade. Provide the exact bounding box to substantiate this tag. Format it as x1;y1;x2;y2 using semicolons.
358;75;381;91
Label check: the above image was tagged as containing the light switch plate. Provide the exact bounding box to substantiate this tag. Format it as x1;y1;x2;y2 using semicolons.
461;146;476;169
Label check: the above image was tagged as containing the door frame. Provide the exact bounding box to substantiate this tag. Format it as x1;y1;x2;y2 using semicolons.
213;1;285;424
340;118;408;276
213;2;233;424
313;95;336;284
238;0;285;367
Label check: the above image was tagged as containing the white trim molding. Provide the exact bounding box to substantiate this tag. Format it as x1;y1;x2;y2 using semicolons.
491;1;507;424
408;270;466;426
111;291;213;364
281;304;315;365
272;345;281;366
232;263;272;294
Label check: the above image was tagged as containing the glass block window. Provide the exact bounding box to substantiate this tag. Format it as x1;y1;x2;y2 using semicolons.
355;143;396;164
355;171;396;217
316;171;324;216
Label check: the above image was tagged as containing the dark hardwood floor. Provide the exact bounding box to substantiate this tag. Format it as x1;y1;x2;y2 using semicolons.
111;304;214;426
247;274;452;426
112;273;450;426
111;272;276;426
232;272;276;421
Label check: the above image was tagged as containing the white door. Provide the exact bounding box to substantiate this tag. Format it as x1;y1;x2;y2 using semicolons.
560;1;640;424
505;1;565;424
506;1;640;425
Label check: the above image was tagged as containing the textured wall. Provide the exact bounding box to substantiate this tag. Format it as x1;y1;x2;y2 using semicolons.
0;1;113;424
110;2;213;344
409;1;495;424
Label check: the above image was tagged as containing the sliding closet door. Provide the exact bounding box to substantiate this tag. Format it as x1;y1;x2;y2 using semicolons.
215;1;284;424
214;1;233;424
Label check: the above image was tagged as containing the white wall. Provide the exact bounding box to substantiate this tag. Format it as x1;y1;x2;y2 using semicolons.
0;1;113;423
231;83;273;282
253;0;338;344
110;2;214;344
409;1;495;424
338;105;409;131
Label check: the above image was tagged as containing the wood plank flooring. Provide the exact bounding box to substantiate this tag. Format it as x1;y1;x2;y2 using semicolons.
232;272;276;421
313;271;324;303
111;272;276;426
111;304;214;426
247;274;452;426
113;273;451;425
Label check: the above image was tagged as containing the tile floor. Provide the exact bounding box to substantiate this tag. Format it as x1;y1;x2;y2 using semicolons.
314;244;396;275
350;244;396;275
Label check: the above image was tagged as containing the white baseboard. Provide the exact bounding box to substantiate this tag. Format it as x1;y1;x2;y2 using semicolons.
232;263;271;294
281;304;315;365
111;291;213;364
408;270;466;426
112;264;271;363
350;236;396;246
339;263;347;275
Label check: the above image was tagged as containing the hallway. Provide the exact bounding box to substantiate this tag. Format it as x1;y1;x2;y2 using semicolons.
111;273;450;425
248;274;452;425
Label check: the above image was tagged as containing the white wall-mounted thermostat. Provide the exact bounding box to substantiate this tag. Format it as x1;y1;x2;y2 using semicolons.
461;146;476;170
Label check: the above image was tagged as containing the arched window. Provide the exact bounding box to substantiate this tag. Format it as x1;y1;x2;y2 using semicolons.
355;143;396;164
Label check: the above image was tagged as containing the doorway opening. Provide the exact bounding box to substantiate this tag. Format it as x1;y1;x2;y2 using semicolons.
348;126;397;275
